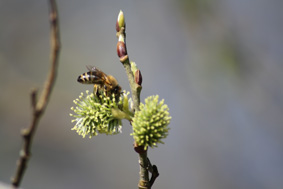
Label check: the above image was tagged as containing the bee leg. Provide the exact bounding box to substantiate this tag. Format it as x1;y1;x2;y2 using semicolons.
104;85;109;96
93;85;99;96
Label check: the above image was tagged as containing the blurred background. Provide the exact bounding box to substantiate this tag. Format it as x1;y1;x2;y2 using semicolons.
1;0;283;188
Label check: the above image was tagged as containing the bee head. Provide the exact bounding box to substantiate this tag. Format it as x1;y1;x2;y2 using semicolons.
113;85;122;95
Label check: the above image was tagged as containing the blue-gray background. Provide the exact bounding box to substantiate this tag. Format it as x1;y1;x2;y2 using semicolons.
1;0;283;188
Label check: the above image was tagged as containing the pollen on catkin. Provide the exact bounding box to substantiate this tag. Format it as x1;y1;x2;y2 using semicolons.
131;95;171;150
70;90;130;138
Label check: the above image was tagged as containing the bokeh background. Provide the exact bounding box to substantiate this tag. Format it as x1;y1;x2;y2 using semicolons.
1;0;283;188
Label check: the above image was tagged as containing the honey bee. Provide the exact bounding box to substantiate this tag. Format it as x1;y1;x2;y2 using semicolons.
77;66;122;97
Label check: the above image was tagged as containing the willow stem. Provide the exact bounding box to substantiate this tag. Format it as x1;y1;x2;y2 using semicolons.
10;0;61;187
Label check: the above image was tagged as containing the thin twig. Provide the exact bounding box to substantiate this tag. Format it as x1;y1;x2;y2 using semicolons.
147;158;159;187
121;58;142;111
116;22;151;189
11;0;61;187
149;165;159;187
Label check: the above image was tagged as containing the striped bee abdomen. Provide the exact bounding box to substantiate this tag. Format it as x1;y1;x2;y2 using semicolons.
77;72;104;84
77;66;121;97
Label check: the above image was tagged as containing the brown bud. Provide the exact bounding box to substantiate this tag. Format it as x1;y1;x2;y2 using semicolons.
135;69;142;86
117;41;127;58
115;20;120;32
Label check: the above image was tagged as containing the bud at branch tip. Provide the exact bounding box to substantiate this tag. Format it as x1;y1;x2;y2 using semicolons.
116;10;125;32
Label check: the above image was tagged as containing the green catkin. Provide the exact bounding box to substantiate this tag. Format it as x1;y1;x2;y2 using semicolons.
131;95;171;150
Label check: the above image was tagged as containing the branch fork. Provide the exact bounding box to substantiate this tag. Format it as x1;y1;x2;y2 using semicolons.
11;0;61;187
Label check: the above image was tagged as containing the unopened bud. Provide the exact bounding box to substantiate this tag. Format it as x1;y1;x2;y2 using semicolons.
135;69;142;85
116;10;125;32
117;41;127;59
116;20;120;33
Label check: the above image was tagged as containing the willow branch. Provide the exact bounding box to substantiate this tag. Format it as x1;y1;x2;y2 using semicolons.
121;58;141;111
122;58;148;188
11;0;61;187
116;13;153;188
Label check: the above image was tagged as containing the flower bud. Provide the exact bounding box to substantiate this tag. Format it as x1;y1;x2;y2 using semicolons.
117;41;127;57
135;69;142;86
117;41;128;63
115;20;120;33
116;10;125;32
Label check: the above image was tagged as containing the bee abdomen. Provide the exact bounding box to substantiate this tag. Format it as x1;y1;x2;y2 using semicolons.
77;72;100;84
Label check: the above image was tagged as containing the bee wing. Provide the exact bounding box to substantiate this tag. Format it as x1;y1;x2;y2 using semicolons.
86;65;108;81
86;65;107;75
86;65;99;72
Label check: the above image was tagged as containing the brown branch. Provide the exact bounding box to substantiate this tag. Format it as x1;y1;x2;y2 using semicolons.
116;12;155;188
146;158;159;187
11;0;61;187
149;165;159;187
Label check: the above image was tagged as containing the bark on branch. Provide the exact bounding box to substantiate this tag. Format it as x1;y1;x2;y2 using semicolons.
11;0;61;187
